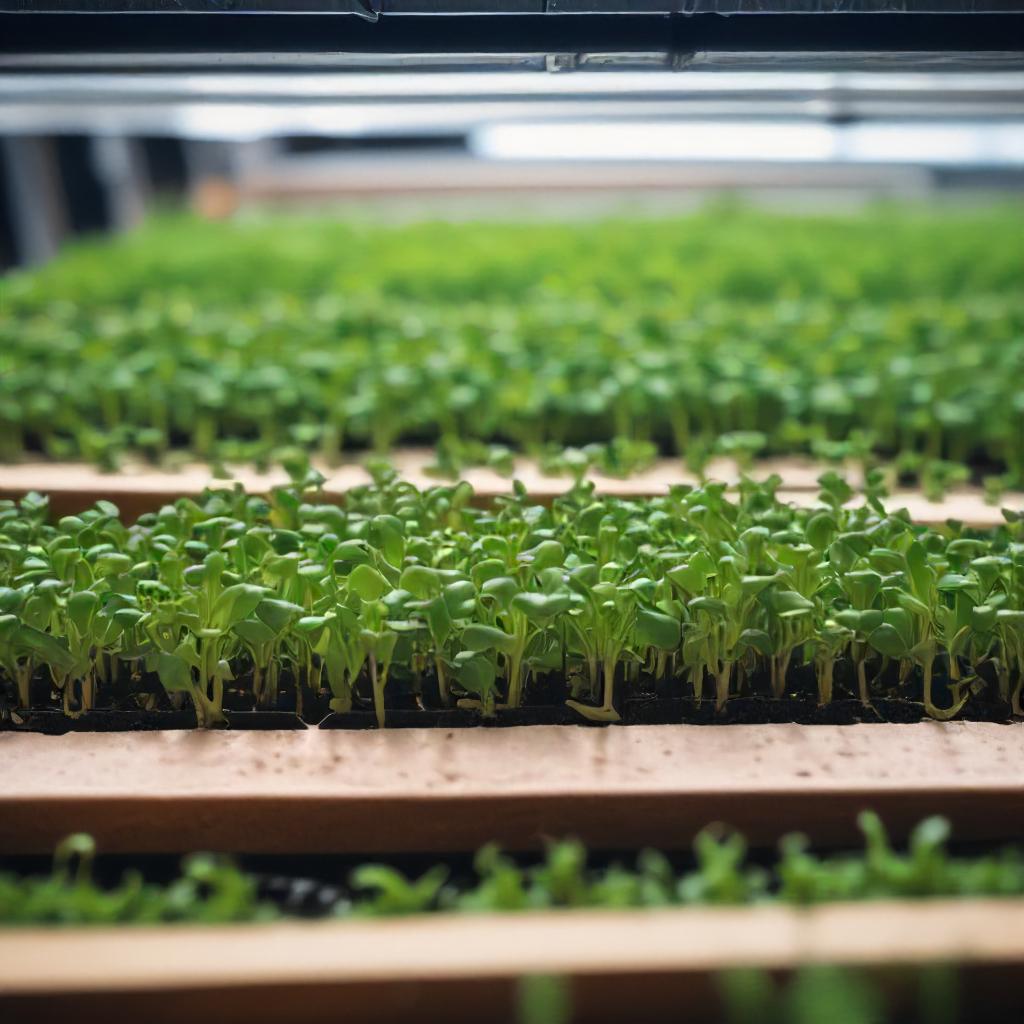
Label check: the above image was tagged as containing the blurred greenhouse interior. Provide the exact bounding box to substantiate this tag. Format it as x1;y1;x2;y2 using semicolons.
2;7;1024;1024
2;4;1023;265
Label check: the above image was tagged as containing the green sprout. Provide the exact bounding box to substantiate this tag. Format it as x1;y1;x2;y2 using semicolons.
5;814;1024;927
1;474;1022;727
1;206;1022;493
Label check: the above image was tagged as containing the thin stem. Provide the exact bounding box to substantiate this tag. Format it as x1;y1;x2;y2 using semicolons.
693;663;705;706
435;655;449;707
817;657;834;706
922;653;969;721
714;660;732;713
857;657;870;707
602;655;617;714
370;654;389;728
15;662;32;710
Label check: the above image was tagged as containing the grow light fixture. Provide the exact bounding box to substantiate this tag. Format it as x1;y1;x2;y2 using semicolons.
472;120;1024;168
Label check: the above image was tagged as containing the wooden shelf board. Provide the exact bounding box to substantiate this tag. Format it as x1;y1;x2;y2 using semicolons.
1;453;1019;525
1;722;1021;854
4;899;1024;993
2;900;1023;1024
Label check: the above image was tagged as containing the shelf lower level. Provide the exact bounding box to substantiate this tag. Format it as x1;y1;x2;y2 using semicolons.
1;899;1022;1024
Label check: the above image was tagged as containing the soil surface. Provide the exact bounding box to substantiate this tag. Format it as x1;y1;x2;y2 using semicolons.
2;694;1015;733
2;660;1017;732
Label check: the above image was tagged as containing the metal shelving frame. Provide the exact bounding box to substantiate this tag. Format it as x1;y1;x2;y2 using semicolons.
1;1;1021;263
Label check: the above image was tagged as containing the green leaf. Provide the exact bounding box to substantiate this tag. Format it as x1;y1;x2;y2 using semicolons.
667;563;707;595
112;607;145;629
882;606;915;647
420;594;452;645
764;590;815;618
156;651;194;694
833;609;863;632
627;576;658;602
936;573;972;592
868;623;909;658
867;547;904;574
211;583;269;630
738;628;773;657
568;563;600;590
455;653;499;699
805;512;837;552
859;609;883;632
636;608;681;650
511;591;572;625
233;619;277;646
970;555;1006;594
480;576;519;612
470;559;507;588
399;565;442;600
255;598;304;633
0;613;18;644
361;628;398;663
741;575;777;598
688;596;727;618
461;623;518;655
93;552;133;578
844;570;881;610
906;541;933;599
66;591;100;634
213;659;234;681
828;539;858;574
971;604;998;633
443;579;478;618
896;590;930;618
519;540;564;573
369;514;405;567
839;608;883;633
349;564;390;602
16;625;75;672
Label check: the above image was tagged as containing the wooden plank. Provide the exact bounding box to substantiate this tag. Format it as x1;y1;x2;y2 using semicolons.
0;451;831;498
5;900;1024;991
1;722;1021;853
1;901;1022;1024
1;454;1020;525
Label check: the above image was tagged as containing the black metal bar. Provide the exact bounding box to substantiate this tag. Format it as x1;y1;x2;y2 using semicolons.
4;1;1024;13
1;12;1022;58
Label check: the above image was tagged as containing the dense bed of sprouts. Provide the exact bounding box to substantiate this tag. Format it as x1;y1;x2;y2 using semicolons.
2;471;1021;726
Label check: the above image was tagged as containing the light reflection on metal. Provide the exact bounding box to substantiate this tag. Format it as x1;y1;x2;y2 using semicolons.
472;119;1024;166
1;68;1022;140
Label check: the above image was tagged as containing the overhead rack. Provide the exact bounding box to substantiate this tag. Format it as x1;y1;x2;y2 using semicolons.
2;0;1021;262
2;2;1023;73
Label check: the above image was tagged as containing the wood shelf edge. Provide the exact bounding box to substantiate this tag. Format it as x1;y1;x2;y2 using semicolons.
2;899;1023;996
2;455;1019;525
1;722;1021;852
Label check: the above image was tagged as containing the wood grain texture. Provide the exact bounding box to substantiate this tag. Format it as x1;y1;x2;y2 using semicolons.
1;722;1021;853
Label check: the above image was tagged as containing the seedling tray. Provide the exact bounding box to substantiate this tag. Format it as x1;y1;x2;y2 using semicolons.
2;899;1022;1024
2;722;1021;854
0;455;1017;526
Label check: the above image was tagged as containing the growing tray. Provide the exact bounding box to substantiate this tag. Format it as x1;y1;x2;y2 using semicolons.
1;722;1021;854
1;455;1017;525
2;899;1022;1024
